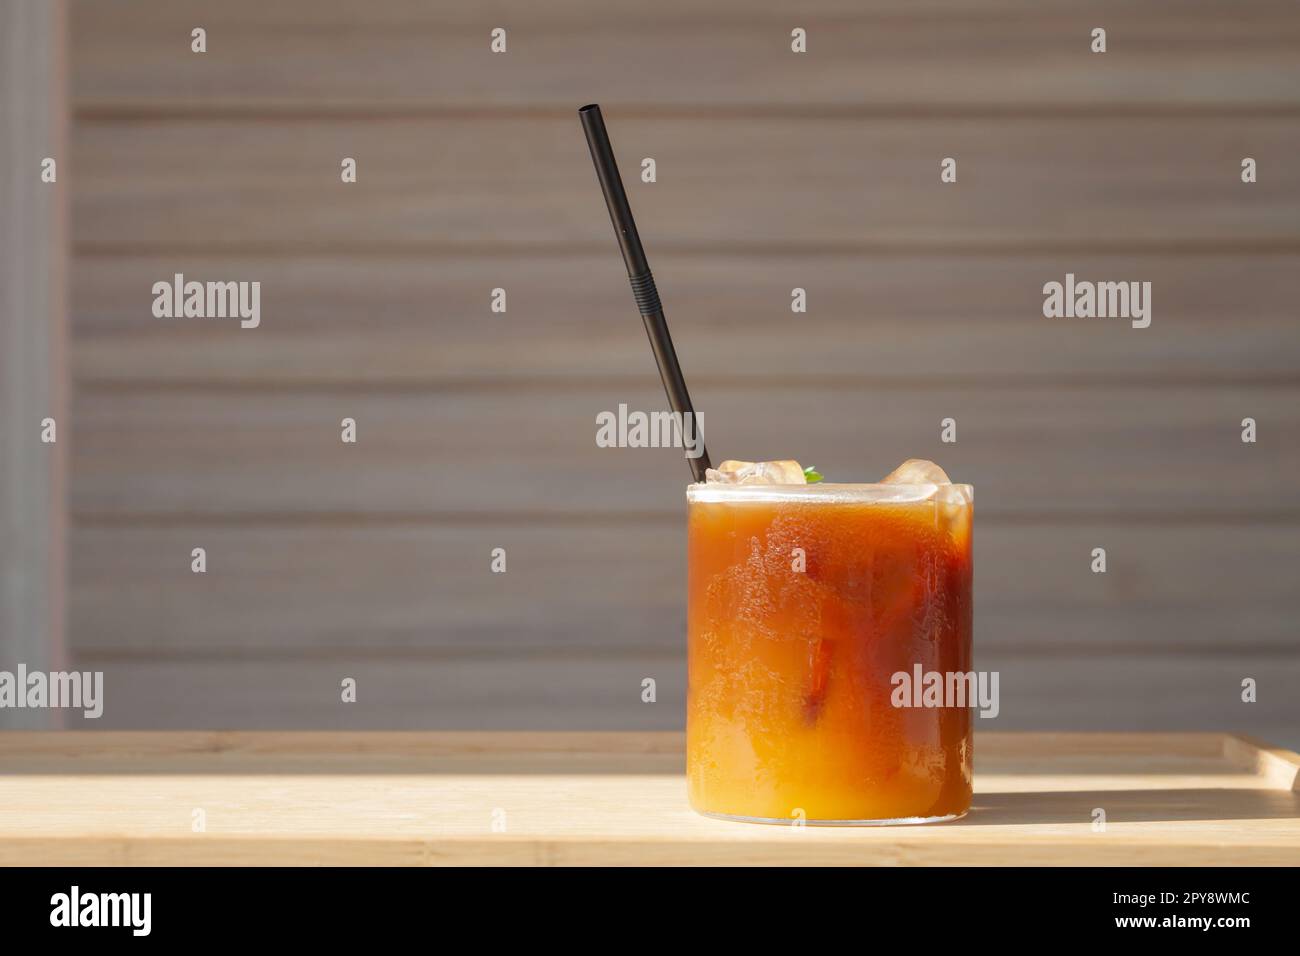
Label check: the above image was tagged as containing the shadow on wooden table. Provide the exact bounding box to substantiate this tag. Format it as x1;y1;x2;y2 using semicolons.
958;788;1300;825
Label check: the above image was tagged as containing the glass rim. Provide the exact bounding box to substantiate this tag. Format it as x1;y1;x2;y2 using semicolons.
686;482;974;504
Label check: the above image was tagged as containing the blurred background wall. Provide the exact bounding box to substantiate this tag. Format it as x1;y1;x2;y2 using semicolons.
35;1;1300;738
1;0;67;728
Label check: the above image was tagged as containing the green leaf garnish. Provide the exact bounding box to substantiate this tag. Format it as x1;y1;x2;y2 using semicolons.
803;465;824;484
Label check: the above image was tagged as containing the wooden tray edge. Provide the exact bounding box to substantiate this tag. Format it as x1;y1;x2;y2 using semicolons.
1222;734;1300;791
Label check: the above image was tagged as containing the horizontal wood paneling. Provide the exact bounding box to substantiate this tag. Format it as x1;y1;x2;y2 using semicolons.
72;116;1300;246
70;252;1300;385
69;521;1300;654
64;0;1300;737
0;729;1260;772
67;653;681;731
70;385;1300;518
70;0;1300;110
64;653;1300;746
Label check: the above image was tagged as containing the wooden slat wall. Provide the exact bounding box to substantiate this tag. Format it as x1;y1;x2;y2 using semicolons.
58;656;1300;735
68;0;1300;110
70;253;1300;384
69;117;1300;245
68;385;1300;517
69;522;1298;655
68;1;1300;742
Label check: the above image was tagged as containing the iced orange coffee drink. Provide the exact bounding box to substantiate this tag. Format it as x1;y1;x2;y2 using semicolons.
577;105;972;824
687;459;973;824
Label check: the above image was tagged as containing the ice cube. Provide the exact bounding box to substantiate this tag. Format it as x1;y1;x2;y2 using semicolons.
705;459;807;485
880;458;951;485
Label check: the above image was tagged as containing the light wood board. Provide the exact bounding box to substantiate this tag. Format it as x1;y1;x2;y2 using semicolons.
0;731;1296;865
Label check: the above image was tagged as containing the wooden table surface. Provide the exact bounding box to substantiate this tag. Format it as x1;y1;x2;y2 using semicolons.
1;732;1297;865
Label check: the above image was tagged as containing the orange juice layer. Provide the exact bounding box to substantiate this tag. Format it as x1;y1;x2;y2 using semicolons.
687;493;973;822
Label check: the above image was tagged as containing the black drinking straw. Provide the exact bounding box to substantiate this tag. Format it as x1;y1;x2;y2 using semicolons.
579;104;712;482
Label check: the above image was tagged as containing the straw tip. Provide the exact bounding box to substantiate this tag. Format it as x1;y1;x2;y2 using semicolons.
578;103;601;114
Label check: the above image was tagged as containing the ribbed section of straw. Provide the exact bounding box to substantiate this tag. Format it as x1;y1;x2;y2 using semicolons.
629;271;662;317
